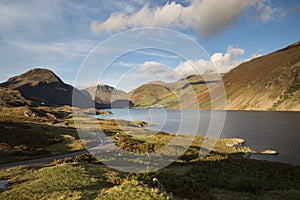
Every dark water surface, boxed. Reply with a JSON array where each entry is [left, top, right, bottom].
[[96, 109, 300, 165]]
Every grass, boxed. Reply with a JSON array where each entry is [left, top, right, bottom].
[[0, 121, 84, 164], [0, 114, 154, 164], [1, 111, 299, 199], [97, 179, 168, 200], [0, 163, 169, 200], [1, 154, 299, 200], [0, 164, 114, 200]]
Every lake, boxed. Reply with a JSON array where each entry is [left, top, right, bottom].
[[96, 109, 300, 165]]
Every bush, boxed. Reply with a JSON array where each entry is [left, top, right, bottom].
[[157, 172, 216, 200], [108, 172, 123, 185], [228, 177, 263, 193]]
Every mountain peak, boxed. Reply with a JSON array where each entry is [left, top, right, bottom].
[[6, 68, 63, 87]]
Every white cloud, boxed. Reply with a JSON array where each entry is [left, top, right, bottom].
[[174, 59, 214, 78], [211, 46, 245, 73], [90, 0, 283, 38], [0, 39, 95, 83], [253, 0, 285, 23], [107, 46, 247, 91], [138, 61, 169, 74], [91, 0, 249, 37], [0, 0, 65, 40], [135, 50, 179, 59], [124, 46, 245, 83], [18, 39, 95, 59], [174, 46, 245, 77], [116, 61, 138, 67]]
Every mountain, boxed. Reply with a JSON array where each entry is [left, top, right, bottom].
[[83, 84, 126, 104], [127, 40, 300, 111], [0, 68, 96, 108], [196, 40, 300, 111]]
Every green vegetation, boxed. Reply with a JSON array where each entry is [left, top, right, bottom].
[[0, 113, 156, 164], [1, 152, 299, 200], [0, 163, 170, 200], [0, 121, 84, 164], [0, 106, 299, 199], [270, 74, 300, 111], [1, 111, 299, 199]]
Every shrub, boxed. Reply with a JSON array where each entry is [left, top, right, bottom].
[[227, 177, 263, 193]]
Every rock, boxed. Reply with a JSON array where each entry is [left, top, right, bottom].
[[95, 110, 112, 115], [0, 180, 9, 190], [235, 138, 245, 145], [82, 108, 112, 115], [260, 150, 278, 155], [133, 121, 152, 127], [226, 138, 245, 147], [226, 143, 235, 147]]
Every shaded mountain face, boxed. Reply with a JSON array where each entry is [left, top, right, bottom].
[[0, 68, 95, 108], [125, 40, 300, 111], [84, 84, 126, 104]]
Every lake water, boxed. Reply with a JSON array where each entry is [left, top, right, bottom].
[[96, 109, 300, 165]]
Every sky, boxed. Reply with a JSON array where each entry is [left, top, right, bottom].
[[0, 0, 299, 92]]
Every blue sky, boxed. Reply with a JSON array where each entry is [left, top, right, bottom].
[[0, 0, 299, 91]]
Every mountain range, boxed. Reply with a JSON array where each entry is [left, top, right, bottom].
[[0, 40, 299, 111], [123, 40, 300, 111]]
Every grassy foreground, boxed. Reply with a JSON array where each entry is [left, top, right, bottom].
[[0, 155, 299, 200], [0, 114, 299, 199]]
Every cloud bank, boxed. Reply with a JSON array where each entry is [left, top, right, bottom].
[[127, 46, 246, 83], [91, 0, 282, 37]]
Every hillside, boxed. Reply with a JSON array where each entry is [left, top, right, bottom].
[[194, 40, 300, 111], [0, 68, 96, 108], [128, 41, 300, 111]]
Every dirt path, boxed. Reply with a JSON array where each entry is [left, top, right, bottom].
[[0, 150, 88, 170], [0, 132, 116, 170]]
